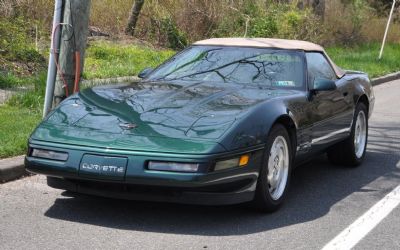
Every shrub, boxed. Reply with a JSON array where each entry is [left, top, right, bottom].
[[277, 6, 322, 42], [249, 16, 279, 38], [1, 0, 400, 53], [157, 18, 188, 50], [324, 0, 374, 45], [0, 17, 46, 80], [217, 1, 324, 42], [0, 18, 35, 61]]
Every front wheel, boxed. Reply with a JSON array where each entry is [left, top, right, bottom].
[[327, 103, 368, 166], [252, 124, 292, 212]]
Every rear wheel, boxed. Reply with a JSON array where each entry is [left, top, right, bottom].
[[327, 103, 368, 166], [252, 124, 292, 212]]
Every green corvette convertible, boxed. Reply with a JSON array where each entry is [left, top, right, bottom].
[[26, 38, 374, 212]]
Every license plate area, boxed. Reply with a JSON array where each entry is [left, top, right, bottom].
[[79, 154, 127, 181]]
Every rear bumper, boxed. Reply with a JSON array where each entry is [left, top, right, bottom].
[[25, 141, 264, 205]]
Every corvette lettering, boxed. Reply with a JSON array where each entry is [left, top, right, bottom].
[[81, 163, 124, 173]]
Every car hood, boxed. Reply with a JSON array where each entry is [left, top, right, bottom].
[[32, 81, 295, 153]]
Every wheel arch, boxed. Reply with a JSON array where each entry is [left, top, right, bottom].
[[272, 115, 297, 156], [357, 94, 370, 114]]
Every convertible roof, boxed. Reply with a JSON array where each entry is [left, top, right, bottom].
[[194, 38, 345, 78]]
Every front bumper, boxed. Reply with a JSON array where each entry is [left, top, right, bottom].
[[25, 141, 264, 205], [46, 176, 255, 205]]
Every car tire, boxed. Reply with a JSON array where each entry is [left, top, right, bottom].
[[327, 103, 368, 167], [252, 124, 292, 212]]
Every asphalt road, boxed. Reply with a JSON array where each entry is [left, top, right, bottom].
[[1, 80, 400, 250]]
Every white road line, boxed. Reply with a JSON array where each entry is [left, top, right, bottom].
[[322, 185, 400, 250]]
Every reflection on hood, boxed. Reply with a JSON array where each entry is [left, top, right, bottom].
[[46, 81, 295, 139]]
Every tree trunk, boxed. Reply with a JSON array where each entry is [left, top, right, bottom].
[[313, 0, 325, 19], [298, 0, 325, 19], [125, 0, 145, 36]]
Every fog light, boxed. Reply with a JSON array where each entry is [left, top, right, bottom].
[[148, 161, 199, 173], [31, 149, 68, 161]]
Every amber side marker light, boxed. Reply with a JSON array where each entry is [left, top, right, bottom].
[[239, 154, 250, 167], [214, 154, 251, 171]]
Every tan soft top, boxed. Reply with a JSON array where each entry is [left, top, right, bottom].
[[194, 38, 345, 78]]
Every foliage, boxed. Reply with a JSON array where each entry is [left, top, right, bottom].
[[275, 4, 322, 41], [2, 0, 400, 47], [84, 40, 175, 79], [249, 16, 279, 38], [0, 18, 43, 63], [349, 0, 370, 42], [0, 17, 46, 86], [206, 1, 321, 42], [367, 0, 399, 15], [90, 0, 132, 35], [148, 17, 188, 50]]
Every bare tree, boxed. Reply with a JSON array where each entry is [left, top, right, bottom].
[[313, 0, 325, 18], [298, 0, 325, 19], [125, 0, 145, 36]]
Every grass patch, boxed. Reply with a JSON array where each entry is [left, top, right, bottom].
[[0, 72, 44, 89], [6, 71, 46, 110], [0, 71, 45, 159], [84, 41, 175, 79], [0, 106, 42, 158], [326, 43, 400, 78], [83, 41, 400, 80], [0, 73, 26, 89]]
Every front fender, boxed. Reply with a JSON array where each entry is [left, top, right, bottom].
[[352, 75, 374, 117], [218, 100, 293, 151]]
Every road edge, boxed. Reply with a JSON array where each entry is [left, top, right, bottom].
[[0, 155, 26, 183], [371, 71, 400, 86]]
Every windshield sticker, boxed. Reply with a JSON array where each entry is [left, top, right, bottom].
[[255, 54, 301, 62], [273, 81, 296, 87]]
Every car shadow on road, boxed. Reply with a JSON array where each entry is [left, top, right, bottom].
[[44, 138, 400, 237]]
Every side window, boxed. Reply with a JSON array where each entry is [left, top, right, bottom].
[[306, 52, 336, 85]]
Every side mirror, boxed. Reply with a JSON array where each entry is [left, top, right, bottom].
[[312, 78, 337, 92], [138, 67, 154, 79]]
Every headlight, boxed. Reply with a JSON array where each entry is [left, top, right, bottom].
[[31, 149, 69, 161], [148, 161, 199, 173], [214, 155, 249, 171]]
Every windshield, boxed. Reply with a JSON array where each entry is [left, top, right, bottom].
[[145, 46, 305, 89]]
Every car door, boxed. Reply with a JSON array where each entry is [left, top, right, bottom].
[[305, 52, 352, 149]]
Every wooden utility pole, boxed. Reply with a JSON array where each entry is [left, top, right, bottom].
[[54, 0, 91, 105]]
